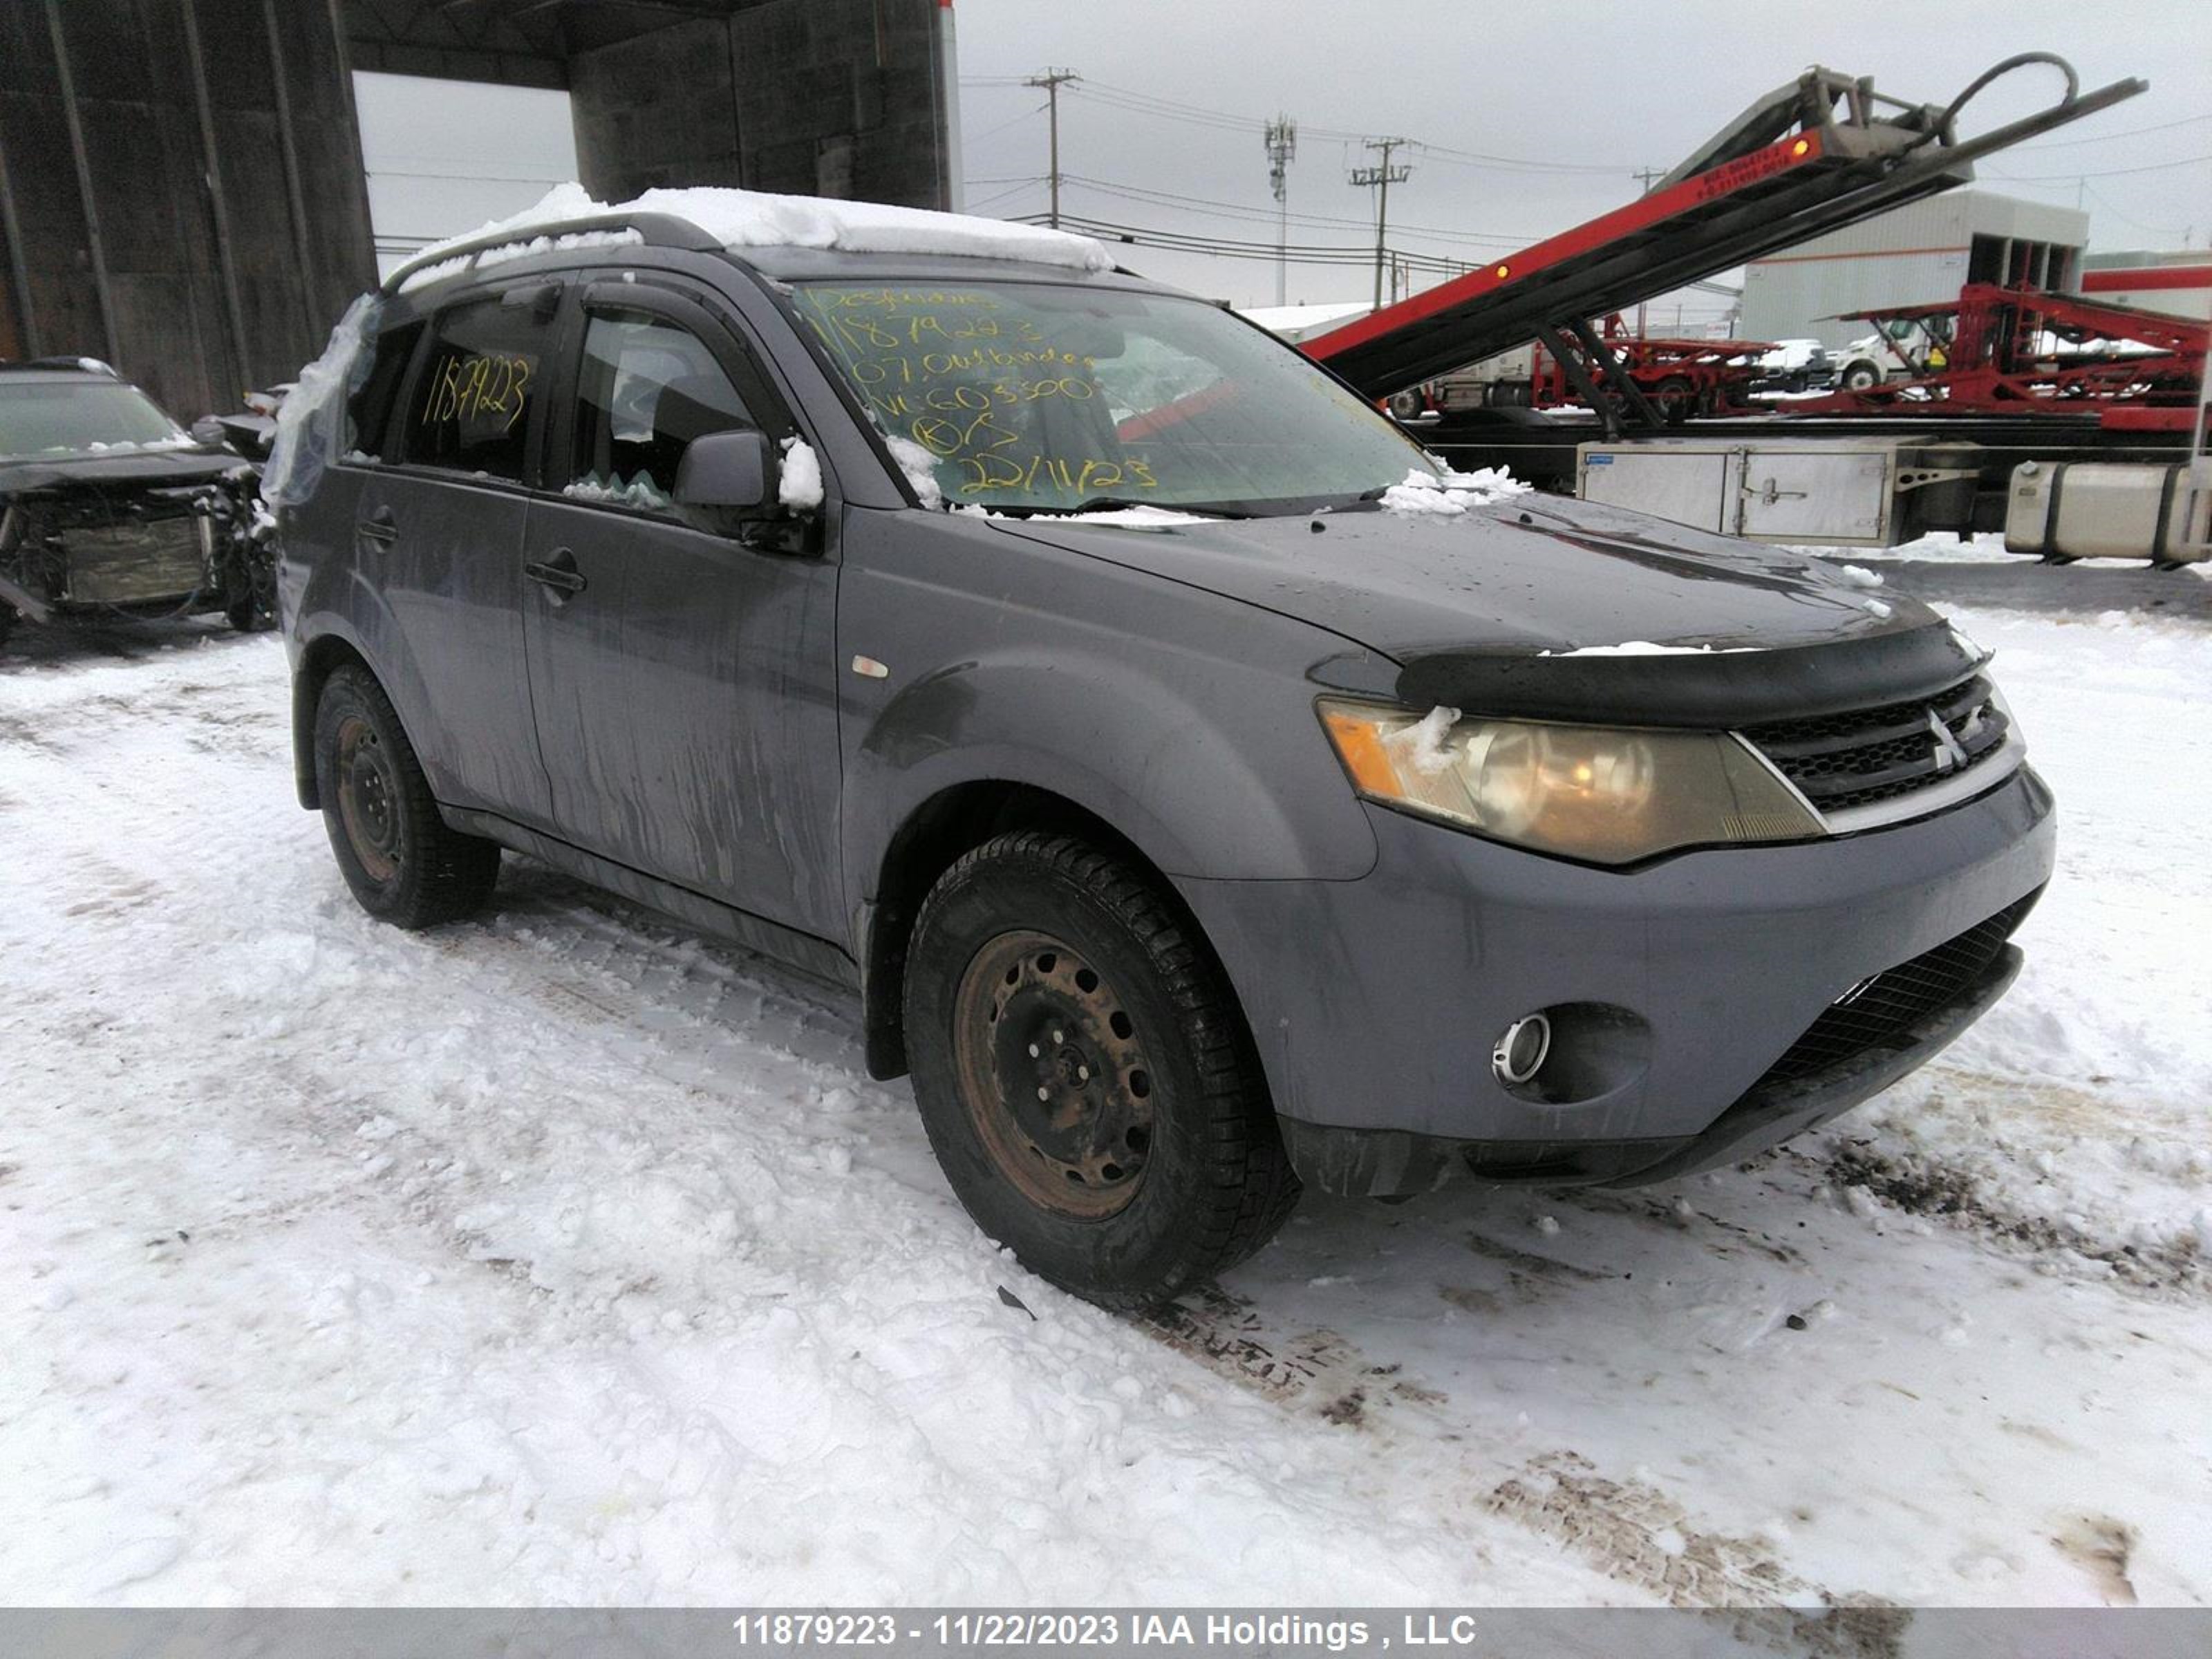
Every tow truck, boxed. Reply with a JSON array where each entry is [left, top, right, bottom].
[[1298, 54, 2194, 532]]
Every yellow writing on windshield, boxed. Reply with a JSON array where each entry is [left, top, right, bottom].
[[796, 286, 1152, 501]]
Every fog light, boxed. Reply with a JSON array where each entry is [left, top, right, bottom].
[[1492, 1013, 1552, 1086]]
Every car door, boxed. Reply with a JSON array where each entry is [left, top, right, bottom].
[[521, 279, 843, 938], [355, 285, 556, 823]]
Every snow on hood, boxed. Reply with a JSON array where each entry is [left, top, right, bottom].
[[992, 489, 1938, 665], [1539, 640, 1762, 658], [1378, 465, 1533, 516], [412, 182, 1114, 274]]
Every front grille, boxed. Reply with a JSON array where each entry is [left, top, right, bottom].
[[62, 515, 212, 606], [1743, 674, 2009, 815], [1755, 888, 2041, 1086]]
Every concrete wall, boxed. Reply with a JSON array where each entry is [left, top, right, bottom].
[[1741, 191, 2090, 348], [570, 0, 951, 208], [0, 0, 378, 421], [0, 0, 950, 421]]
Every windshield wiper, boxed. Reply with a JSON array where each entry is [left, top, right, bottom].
[[1061, 494, 1254, 518]]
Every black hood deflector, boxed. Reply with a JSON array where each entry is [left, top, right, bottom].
[[1395, 620, 1983, 729]]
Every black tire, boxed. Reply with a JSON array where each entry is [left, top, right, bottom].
[[903, 831, 1300, 1311], [1652, 374, 1697, 424], [1840, 361, 1881, 392], [312, 664, 500, 928]]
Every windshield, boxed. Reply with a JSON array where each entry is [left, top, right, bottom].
[[791, 280, 1434, 514], [0, 380, 187, 460]]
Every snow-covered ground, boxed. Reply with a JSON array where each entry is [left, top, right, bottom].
[[3, 589, 2208, 1609]]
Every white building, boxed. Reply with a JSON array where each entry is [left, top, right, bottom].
[[1741, 190, 2088, 349]]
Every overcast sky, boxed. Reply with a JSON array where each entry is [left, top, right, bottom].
[[358, 0, 2212, 310]]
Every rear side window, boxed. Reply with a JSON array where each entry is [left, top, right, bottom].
[[345, 319, 422, 460], [565, 310, 761, 512], [402, 298, 550, 481]]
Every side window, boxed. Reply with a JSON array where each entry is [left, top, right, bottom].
[[401, 297, 550, 481], [565, 310, 758, 513], [345, 319, 423, 461]]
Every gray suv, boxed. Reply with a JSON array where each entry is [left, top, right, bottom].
[[276, 200, 2054, 1309]]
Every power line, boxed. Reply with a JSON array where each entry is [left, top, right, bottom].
[[1034, 214, 1477, 277], [1031, 214, 1386, 258], [1985, 152, 2212, 182], [1053, 174, 1535, 249], [1060, 78, 1632, 175], [964, 178, 1040, 212], [962, 101, 1047, 147], [2009, 111, 2212, 151]]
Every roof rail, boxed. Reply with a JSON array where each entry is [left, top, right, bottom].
[[379, 211, 725, 297]]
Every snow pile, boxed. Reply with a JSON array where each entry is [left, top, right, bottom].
[[881, 433, 944, 509], [261, 294, 385, 509], [82, 436, 194, 455], [778, 438, 823, 511], [563, 475, 668, 510], [1038, 505, 1215, 529], [1824, 600, 2212, 1263], [1379, 465, 1531, 516], [413, 181, 1113, 275]]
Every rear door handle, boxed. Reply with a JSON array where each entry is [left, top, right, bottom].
[[355, 506, 397, 552], [524, 547, 587, 599]]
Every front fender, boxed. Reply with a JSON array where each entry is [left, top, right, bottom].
[[847, 644, 1379, 894], [836, 508, 1389, 912]]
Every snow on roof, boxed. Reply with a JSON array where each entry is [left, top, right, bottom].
[[408, 182, 1114, 278]]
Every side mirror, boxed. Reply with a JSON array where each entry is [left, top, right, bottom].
[[673, 429, 776, 516], [189, 415, 229, 450]]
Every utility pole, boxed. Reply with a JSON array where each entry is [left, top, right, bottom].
[[1349, 138, 1412, 311], [1264, 115, 1297, 307], [1633, 167, 1665, 338], [1024, 67, 1080, 228]]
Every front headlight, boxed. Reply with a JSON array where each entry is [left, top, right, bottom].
[[1318, 700, 1822, 865]]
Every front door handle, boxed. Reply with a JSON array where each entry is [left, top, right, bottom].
[[355, 506, 397, 554], [524, 547, 587, 600]]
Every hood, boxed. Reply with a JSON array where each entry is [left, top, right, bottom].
[[991, 494, 1979, 727], [0, 445, 245, 494]]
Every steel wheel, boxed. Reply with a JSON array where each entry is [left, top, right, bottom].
[[335, 714, 402, 882], [902, 831, 1300, 1309], [953, 928, 1155, 1219]]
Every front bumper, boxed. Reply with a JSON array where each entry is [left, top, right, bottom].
[[1176, 765, 2055, 1196], [1278, 942, 2022, 1194]]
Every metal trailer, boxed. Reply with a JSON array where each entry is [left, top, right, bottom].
[[1790, 282, 2209, 429], [1301, 54, 2146, 435], [1402, 325, 1781, 422]]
